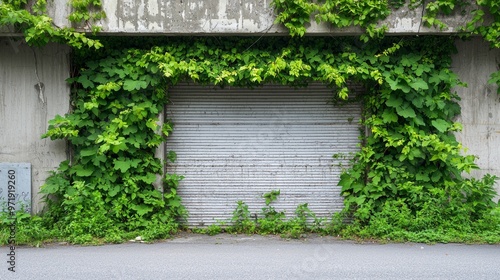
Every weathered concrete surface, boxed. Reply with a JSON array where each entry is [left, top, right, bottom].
[[0, 1, 484, 36], [0, 41, 70, 213], [453, 37, 500, 200], [83, 0, 482, 35]]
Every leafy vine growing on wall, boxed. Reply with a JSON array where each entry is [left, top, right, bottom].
[[0, 0, 102, 48], [272, 0, 500, 89]]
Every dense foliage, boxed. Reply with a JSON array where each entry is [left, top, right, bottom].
[[0, 0, 102, 48], [272, 0, 500, 85]]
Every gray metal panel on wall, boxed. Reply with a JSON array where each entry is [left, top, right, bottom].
[[167, 84, 362, 226]]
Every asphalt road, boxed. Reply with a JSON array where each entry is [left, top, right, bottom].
[[2, 233, 499, 280]]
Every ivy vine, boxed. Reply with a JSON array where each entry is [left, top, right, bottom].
[[271, 0, 500, 101], [272, 0, 395, 39], [0, 0, 102, 48], [68, 0, 106, 33]]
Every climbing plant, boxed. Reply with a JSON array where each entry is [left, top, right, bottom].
[[337, 39, 499, 238], [272, 0, 396, 39], [0, 0, 102, 48], [272, 0, 500, 88], [41, 45, 186, 242], [68, 0, 106, 33], [271, 0, 498, 40]]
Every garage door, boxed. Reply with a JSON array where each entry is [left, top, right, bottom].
[[166, 84, 362, 226]]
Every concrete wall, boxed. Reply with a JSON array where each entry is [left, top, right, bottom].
[[453, 37, 500, 200], [0, 40, 70, 213], [0, 1, 481, 36]]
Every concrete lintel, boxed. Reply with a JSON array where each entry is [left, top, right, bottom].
[[95, 1, 479, 35], [0, 1, 486, 36]]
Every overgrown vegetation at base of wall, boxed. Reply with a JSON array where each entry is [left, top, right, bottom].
[[195, 191, 500, 244], [0, 35, 499, 245]]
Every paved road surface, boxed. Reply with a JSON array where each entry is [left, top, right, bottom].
[[1, 233, 499, 279]]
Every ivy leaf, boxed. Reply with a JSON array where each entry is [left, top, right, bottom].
[[385, 76, 398, 90], [487, 70, 500, 94], [431, 119, 449, 133], [410, 148, 423, 159], [429, 69, 450, 85], [168, 199, 181, 208], [150, 65, 159, 74], [415, 66, 424, 76], [413, 115, 425, 126], [353, 195, 366, 205], [416, 172, 430, 182], [415, 64, 431, 76], [93, 73, 108, 84], [108, 185, 121, 197], [352, 183, 363, 193], [386, 96, 403, 108], [131, 204, 153, 216], [339, 173, 354, 189], [77, 75, 94, 88], [111, 142, 128, 153], [382, 109, 398, 123], [80, 148, 97, 157], [411, 96, 424, 108], [431, 172, 442, 183], [72, 165, 94, 177], [114, 159, 132, 173], [138, 173, 157, 184], [396, 105, 416, 118], [410, 79, 429, 91], [54, 161, 69, 172], [91, 154, 107, 165], [401, 56, 412, 67], [371, 175, 381, 185], [87, 61, 99, 70], [123, 80, 148, 91]]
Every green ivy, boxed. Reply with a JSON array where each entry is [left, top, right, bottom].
[[226, 191, 322, 238], [271, 0, 491, 37], [0, 0, 102, 48], [41, 48, 184, 240], [271, 0, 500, 88], [338, 39, 498, 224], [272, 0, 393, 40], [69, 0, 106, 33]]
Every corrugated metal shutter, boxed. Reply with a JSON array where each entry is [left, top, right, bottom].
[[166, 84, 362, 226]]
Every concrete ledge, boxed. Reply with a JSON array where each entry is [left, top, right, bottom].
[[0, 0, 487, 36], [94, 0, 480, 35]]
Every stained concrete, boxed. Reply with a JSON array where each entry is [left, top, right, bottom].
[[453, 37, 500, 199], [0, 1, 484, 36]]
